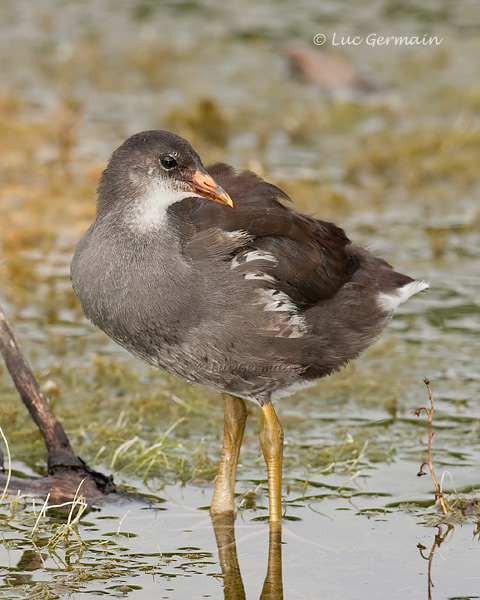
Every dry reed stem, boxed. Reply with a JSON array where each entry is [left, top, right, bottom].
[[414, 378, 449, 515]]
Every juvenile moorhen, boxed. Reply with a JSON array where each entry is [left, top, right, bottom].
[[71, 130, 428, 522]]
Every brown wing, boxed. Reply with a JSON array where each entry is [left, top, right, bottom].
[[170, 163, 357, 308]]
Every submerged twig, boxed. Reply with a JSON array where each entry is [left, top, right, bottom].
[[414, 378, 450, 515]]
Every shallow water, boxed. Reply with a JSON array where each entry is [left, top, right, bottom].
[[1, 0, 480, 598]]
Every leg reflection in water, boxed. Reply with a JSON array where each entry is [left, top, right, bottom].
[[260, 522, 283, 600], [211, 513, 284, 600]]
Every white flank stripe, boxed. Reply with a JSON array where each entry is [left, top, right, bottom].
[[244, 250, 277, 263], [244, 272, 276, 282], [262, 290, 294, 312], [231, 250, 277, 269]]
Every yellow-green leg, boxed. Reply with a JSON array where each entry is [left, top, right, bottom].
[[210, 393, 247, 516], [259, 402, 284, 523]]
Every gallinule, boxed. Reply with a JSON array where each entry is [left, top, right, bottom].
[[71, 130, 427, 522]]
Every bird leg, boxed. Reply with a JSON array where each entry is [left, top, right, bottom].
[[210, 393, 247, 516], [259, 402, 284, 523]]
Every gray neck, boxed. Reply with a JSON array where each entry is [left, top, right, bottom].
[[72, 211, 194, 341]]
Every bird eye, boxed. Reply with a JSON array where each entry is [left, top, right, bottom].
[[160, 155, 178, 170]]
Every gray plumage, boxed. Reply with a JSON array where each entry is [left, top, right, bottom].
[[71, 130, 427, 405]]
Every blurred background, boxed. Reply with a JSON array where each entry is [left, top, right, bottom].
[[1, 0, 479, 598]]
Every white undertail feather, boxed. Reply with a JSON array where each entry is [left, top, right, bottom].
[[377, 280, 429, 312]]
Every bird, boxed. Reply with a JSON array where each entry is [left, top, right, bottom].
[[71, 130, 428, 523]]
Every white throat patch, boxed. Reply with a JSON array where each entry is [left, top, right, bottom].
[[125, 178, 201, 231]]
